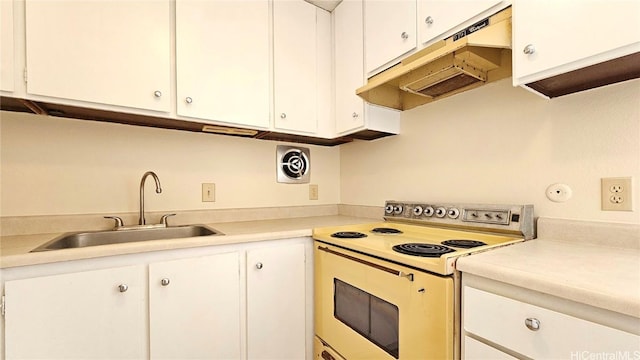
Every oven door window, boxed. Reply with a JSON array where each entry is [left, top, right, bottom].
[[334, 279, 399, 359]]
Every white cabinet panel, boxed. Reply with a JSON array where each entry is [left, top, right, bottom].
[[418, 0, 502, 45], [176, 0, 270, 128], [247, 243, 306, 359], [464, 336, 517, 360], [364, 0, 417, 75], [25, 0, 171, 112], [274, 0, 318, 134], [4, 265, 147, 359], [149, 252, 241, 359], [464, 286, 640, 359], [1, 0, 14, 92], [335, 0, 401, 136], [513, 0, 640, 84], [334, 0, 365, 133]]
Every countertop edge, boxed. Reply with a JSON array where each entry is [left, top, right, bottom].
[[457, 240, 640, 319], [0, 215, 378, 268]]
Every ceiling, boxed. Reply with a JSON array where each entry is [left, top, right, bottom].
[[304, 0, 342, 12]]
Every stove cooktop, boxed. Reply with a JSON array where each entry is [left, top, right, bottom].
[[315, 221, 524, 275]]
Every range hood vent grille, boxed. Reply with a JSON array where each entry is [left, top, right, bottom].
[[357, 8, 512, 111]]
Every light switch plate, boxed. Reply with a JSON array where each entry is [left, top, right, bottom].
[[202, 183, 215, 202], [601, 177, 633, 211]]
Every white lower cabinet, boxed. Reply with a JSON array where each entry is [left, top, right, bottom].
[[462, 281, 640, 359], [1, 238, 310, 360], [4, 265, 147, 359], [149, 252, 241, 359], [247, 243, 306, 359]]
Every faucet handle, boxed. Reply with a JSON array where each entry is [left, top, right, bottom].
[[160, 213, 177, 227], [104, 216, 125, 229]]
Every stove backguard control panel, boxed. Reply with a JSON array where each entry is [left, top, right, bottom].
[[384, 201, 535, 240]]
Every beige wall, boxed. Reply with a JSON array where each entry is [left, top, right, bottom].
[[340, 78, 640, 223], [2, 78, 639, 224], [0, 112, 341, 216]]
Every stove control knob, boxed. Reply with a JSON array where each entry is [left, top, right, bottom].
[[393, 205, 404, 215], [435, 207, 446, 218], [447, 208, 460, 219], [423, 206, 434, 216], [412, 206, 423, 216], [384, 205, 394, 215]]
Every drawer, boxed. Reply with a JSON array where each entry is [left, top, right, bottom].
[[464, 336, 516, 360], [463, 286, 640, 359]]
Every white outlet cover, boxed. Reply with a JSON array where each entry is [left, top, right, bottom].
[[546, 183, 573, 202]]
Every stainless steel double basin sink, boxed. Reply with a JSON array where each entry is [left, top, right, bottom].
[[31, 225, 223, 252]]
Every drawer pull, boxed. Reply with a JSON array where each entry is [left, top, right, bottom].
[[525, 317, 541, 331]]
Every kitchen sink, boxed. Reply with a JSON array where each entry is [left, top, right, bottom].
[[30, 225, 223, 252]]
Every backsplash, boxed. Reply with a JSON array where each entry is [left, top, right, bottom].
[[340, 78, 640, 224], [0, 111, 341, 216]]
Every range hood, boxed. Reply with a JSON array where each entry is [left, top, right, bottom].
[[357, 8, 512, 111]]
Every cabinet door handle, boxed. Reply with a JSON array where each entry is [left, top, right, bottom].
[[185, 97, 193, 104], [523, 44, 536, 55], [280, 113, 287, 119], [425, 16, 434, 25], [118, 284, 129, 293], [401, 32, 409, 40], [256, 262, 263, 269], [154, 90, 162, 98], [352, 112, 359, 118], [161, 278, 170, 286], [525, 317, 540, 331]]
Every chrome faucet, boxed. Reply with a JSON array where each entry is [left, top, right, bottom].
[[139, 171, 162, 225]]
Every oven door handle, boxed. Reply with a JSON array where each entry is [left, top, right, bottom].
[[318, 246, 414, 282]]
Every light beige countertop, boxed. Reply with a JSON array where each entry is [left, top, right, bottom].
[[0, 215, 377, 268], [457, 217, 640, 318]]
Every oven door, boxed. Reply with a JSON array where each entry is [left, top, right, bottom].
[[315, 242, 454, 360]]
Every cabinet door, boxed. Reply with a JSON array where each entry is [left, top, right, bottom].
[[418, 0, 502, 45], [513, 0, 640, 84], [4, 265, 147, 359], [247, 243, 306, 359], [25, 0, 170, 112], [334, 0, 365, 134], [149, 252, 241, 359], [274, 0, 318, 134], [364, 0, 417, 74], [464, 287, 640, 358], [176, 0, 270, 128], [1, 0, 14, 92]]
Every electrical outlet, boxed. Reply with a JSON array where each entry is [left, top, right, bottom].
[[202, 183, 215, 202], [601, 177, 633, 211], [309, 184, 318, 200]]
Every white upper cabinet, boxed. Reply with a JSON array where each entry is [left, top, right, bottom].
[[512, 0, 640, 85], [418, 0, 503, 45], [24, 0, 171, 112], [274, 0, 318, 134], [0, 0, 14, 92], [364, 0, 417, 75], [176, 0, 270, 128], [334, 0, 365, 133], [334, 0, 402, 136]]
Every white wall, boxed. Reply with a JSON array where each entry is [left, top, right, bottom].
[[0, 112, 341, 216], [340, 78, 640, 224]]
